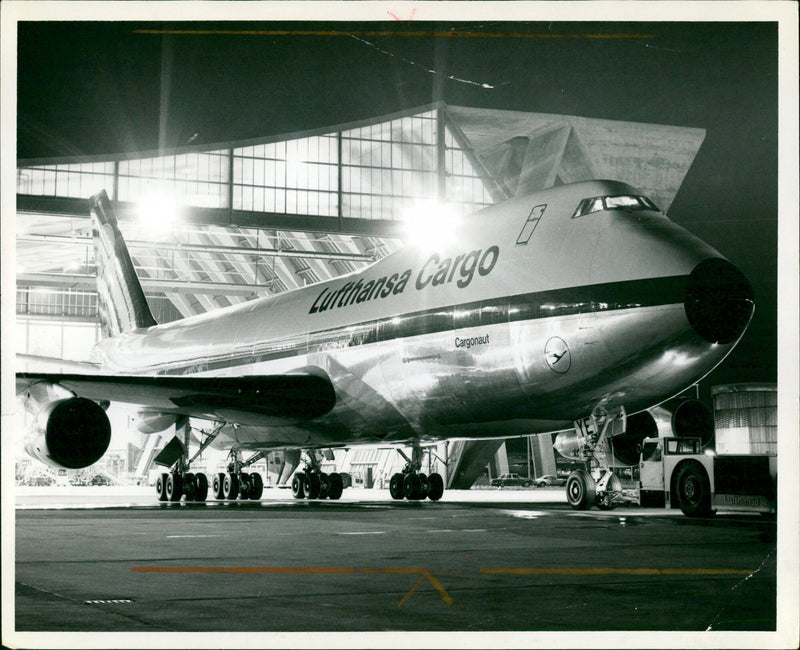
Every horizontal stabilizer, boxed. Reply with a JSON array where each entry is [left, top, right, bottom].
[[16, 370, 336, 424], [16, 354, 102, 375]]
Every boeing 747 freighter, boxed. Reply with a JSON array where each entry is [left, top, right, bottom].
[[16, 180, 754, 508]]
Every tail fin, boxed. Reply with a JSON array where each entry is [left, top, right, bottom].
[[90, 190, 157, 337]]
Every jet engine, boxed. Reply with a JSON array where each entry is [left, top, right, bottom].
[[24, 397, 112, 469], [554, 398, 715, 466]]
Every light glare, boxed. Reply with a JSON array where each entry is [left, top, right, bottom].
[[401, 200, 459, 250], [136, 195, 182, 232]]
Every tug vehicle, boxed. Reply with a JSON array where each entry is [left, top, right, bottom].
[[638, 436, 777, 517]]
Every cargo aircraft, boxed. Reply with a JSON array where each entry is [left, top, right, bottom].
[[16, 180, 754, 509]]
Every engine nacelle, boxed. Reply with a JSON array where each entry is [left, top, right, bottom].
[[554, 398, 715, 466], [25, 397, 112, 469], [608, 411, 659, 466], [663, 397, 715, 447]]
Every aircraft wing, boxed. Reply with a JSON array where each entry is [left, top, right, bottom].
[[15, 371, 336, 423]]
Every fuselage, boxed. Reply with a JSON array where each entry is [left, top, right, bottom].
[[92, 180, 754, 449]]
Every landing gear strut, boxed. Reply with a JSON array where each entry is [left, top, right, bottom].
[[291, 451, 344, 501], [389, 444, 444, 502], [212, 449, 266, 501], [564, 406, 627, 511]]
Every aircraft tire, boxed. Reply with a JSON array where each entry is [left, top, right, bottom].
[[417, 473, 430, 500], [213, 473, 225, 499], [318, 472, 330, 499], [238, 473, 252, 500], [183, 472, 196, 501], [675, 461, 712, 517], [389, 473, 405, 500], [166, 473, 183, 502], [566, 470, 595, 510], [427, 473, 444, 501], [249, 472, 263, 500], [292, 473, 306, 499], [194, 473, 209, 501], [156, 473, 168, 501], [403, 473, 421, 500], [328, 472, 344, 500], [305, 474, 321, 499], [222, 472, 239, 500]]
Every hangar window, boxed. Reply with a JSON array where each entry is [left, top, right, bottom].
[[572, 195, 661, 218]]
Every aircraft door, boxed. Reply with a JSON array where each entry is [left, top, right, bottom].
[[639, 440, 665, 492]]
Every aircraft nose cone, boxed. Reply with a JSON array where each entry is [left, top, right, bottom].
[[684, 258, 755, 344]]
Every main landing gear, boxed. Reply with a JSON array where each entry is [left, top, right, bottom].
[[564, 406, 627, 511], [154, 424, 267, 503], [155, 422, 222, 503], [156, 468, 209, 503], [291, 451, 344, 500], [388, 444, 444, 502], [211, 450, 266, 501]]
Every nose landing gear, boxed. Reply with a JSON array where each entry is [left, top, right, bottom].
[[565, 406, 629, 511]]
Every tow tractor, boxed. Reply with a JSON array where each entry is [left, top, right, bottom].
[[638, 436, 777, 517]]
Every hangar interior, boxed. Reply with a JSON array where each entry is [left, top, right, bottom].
[[15, 102, 707, 487]]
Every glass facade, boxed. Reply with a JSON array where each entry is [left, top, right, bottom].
[[17, 105, 499, 323], [233, 136, 339, 216], [17, 161, 115, 199], [16, 318, 100, 362], [18, 106, 496, 223], [118, 152, 229, 209], [341, 111, 439, 221], [444, 127, 494, 212], [17, 287, 98, 320]]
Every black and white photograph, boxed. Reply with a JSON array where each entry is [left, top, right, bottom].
[[2, 2, 798, 648]]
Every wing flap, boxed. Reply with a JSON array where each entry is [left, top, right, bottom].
[[16, 371, 336, 422]]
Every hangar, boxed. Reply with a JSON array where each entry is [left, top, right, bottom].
[[15, 102, 707, 488], [8, 12, 791, 642]]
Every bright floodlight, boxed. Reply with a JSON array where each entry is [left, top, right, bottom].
[[135, 195, 182, 232], [401, 199, 459, 250]]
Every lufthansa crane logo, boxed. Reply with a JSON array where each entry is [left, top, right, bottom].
[[544, 336, 571, 374]]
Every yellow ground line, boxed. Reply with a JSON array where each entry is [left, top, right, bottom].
[[133, 30, 655, 40], [133, 567, 440, 574], [397, 575, 425, 609], [481, 568, 753, 576], [132, 566, 752, 576], [132, 566, 455, 607], [130, 567, 752, 607]]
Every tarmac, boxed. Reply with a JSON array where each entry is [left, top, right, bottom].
[[10, 485, 778, 645]]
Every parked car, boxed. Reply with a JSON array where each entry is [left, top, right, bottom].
[[490, 473, 533, 488], [533, 474, 567, 487]]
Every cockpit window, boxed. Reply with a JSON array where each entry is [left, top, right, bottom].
[[604, 195, 641, 210], [572, 194, 661, 218]]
